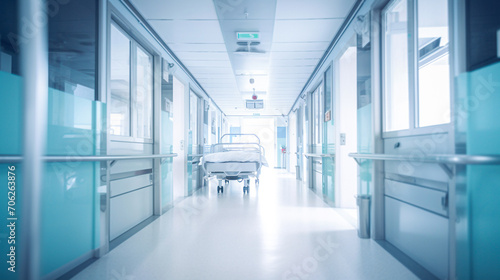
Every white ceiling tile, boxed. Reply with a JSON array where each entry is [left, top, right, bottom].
[[183, 60, 232, 68], [150, 20, 223, 44], [130, 0, 218, 20], [271, 42, 330, 52], [132, 0, 354, 115], [189, 67, 233, 74], [275, 0, 356, 19], [173, 52, 230, 60], [273, 19, 345, 42], [270, 51, 324, 60], [168, 43, 227, 52], [270, 60, 318, 68]]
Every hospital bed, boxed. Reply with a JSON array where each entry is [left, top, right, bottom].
[[201, 134, 267, 194]]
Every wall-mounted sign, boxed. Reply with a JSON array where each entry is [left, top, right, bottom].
[[325, 110, 332, 122], [237, 32, 260, 40]]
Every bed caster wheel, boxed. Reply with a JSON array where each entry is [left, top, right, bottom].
[[243, 186, 249, 193], [217, 186, 223, 193]]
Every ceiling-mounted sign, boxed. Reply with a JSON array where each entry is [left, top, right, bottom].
[[237, 32, 260, 40]]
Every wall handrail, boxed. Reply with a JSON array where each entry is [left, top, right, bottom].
[[0, 153, 178, 163], [188, 154, 204, 157], [348, 153, 500, 165], [304, 153, 335, 159]]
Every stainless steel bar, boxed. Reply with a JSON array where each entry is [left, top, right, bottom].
[[188, 154, 204, 157], [304, 153, 335, 158], [0, 154, 178, 163], [349, 153, 500, 165], [0, 156, 23, 163], [20, 0, 48, 278]]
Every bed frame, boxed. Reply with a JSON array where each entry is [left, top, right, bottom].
[[201, 134, 266, 194]]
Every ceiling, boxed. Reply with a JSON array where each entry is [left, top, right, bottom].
[[130, 0, 356, 116]]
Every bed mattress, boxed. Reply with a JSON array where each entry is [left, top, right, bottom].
[[202, 151, 268, 166], [205, 162, 258, 173]]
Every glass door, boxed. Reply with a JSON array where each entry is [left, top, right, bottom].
[[188, 90, 202, 194], [309, 84, 324, 195], [108, 22, 155, 241]]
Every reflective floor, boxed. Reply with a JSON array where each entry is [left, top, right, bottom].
[[73, 169, 418, 280]]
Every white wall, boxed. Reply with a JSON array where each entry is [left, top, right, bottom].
[[335, 45, 358, 208]]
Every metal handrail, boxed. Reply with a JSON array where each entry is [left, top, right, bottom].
[[304, 153, 335, 159], [188, 154, 204, 158], [0, 153, 178, 163], [348, 153, 500, 165]]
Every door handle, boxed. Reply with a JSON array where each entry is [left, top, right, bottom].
[[441, 193, 448, 210]]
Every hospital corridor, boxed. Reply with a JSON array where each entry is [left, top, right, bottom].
[[0, 0, 500, 279]]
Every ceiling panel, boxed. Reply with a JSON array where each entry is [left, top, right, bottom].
[[130, 0, 357, 116], [183, 60, 231, 67], [130, 0, 218, 20], [150, 20, 223, 43], [273, 19, 345, 42], [269, 67, 315, 74], [271, 41, 330, 52], [270, 59, 318, 67], [188, 67, 234, 74], [172, 52, 230, 60], [275, 0, 356, 19], [270, 51, 324, 60], [168, 43, 227, 52]]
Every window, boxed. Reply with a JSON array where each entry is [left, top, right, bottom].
[[135, 46, 153, 139], [382, 0, 451, 132], [109, 23, 153, 139], [383, 0, 409, 132], [324, 66, 332, 119], [110, 24, 131, 136], [190, 91, 199, 150], [416, 0, 450, 127], [313, 86, 323, 145]]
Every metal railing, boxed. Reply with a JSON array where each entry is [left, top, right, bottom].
[[304, 153, 335, 159], [349, 153, 500, 179], [188, 154, 204, 164], [348, 153, 500, 165], [0, 153, 178, 164]]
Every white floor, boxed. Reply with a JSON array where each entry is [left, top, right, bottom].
[[73, 169, 418, 280]]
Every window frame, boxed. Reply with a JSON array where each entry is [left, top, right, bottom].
[[381, 0, 452, 139], [108, 20, 155, 143], [308, 79, 324, 148]]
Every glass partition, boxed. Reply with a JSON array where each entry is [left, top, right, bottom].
[[48, 0, 97, 100], [456, 61, 500, 279]]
